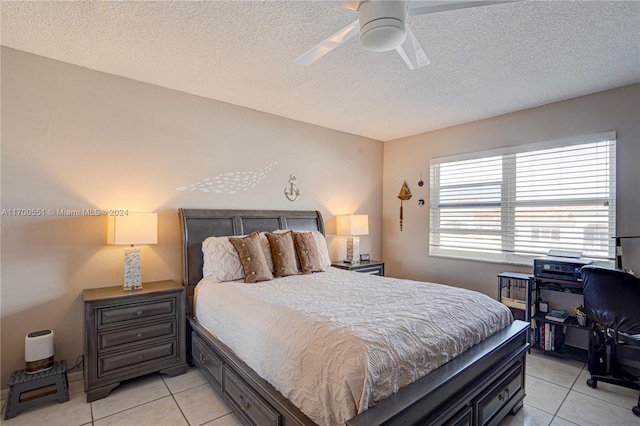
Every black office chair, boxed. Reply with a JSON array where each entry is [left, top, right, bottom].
[[581, 265, 640, 417]]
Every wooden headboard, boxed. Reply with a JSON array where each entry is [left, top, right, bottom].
[[178, 209, 325, 313]]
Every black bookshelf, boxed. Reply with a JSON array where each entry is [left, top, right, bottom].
[[530, 277, 588, 362]]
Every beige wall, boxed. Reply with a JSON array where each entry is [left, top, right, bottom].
[[383, 84, 640, 295], [2, 46, 639, 390], [0, 47, 383, 387]]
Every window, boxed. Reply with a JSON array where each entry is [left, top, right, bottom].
[[429, 133, 616, 265]]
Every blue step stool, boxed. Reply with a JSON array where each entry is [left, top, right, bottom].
[[4, 360, 69, 420]]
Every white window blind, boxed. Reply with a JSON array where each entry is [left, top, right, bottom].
[[429, 133, 616, 265]]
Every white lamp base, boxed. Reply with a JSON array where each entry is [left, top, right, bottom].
[[124, 247, 142, 290], [345, 236, 360, 264]]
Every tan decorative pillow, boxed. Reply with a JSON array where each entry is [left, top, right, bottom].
[[266, 231, 300, 277], [229, 232, 273, 283], [258, 232, 275, 274], [293, 231, 323, 274], [273, 229, 331, 270]]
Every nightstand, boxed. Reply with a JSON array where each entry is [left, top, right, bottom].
[[331, 260, 385, 276], [83, 280, 187, 402]]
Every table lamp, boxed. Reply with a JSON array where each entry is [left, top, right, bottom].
[[336, 214, 369, 263], [107, 212, 157, 290]]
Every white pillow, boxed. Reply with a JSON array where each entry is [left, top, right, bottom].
[[202, 236, 244, 282], [202, 232, 274, 281], [202, 251, 213, 278], [274, 229, 331, 270]]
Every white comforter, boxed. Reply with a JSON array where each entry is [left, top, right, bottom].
[[194, 268, 512, 426]]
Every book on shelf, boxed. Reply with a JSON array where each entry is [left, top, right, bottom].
[[545, 322, 551, 350], [545, 309, 569, 323], [540, 322, 565, 351]]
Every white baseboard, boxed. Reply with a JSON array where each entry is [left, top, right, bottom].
[[68, 370, 84, 383], [1, 370, 83, 401]]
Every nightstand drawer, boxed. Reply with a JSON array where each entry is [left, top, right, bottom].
[[99, 340, 177, 376], [192, 333, 223, 390], [98, 320, 176, 352], [98, 299, 175, 328], [331, 260, 384, 276], [224, 366, 281, 426], [353, 265, 384, 275]]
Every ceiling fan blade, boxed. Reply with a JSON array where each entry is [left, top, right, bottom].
[[395, 25, 430, 70], [408, 1, 518, 16], [337, 1, 360, 11], [294, 19, 360, 65]]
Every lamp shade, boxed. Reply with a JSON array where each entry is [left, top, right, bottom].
[[107, 212, 158, 245], [336, 214, 369, 236]]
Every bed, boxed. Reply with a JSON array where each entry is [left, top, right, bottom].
[[179, 208, 529, 426]]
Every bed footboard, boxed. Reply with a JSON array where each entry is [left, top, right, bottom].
[[189, 318, 529, 426]]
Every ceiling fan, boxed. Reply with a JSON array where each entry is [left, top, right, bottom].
[[294, 0, 515, 70]]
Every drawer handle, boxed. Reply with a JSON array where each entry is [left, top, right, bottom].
[[136, 333, 143, 338], [498, 387, 510, 401], [137, 355, 144, 360], [239, 394, 251, 410], [136, 310, 143, 316], [199, 353, 207, 364]]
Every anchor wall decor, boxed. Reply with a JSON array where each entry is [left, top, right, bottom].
[[397, 180, 412, 231], [284, 174, 302, 202]]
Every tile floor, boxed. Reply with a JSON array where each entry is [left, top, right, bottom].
[[1, 352, 638, 425]]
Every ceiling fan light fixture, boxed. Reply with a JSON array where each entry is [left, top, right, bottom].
[[358, 0, 408, 52], [360, 19, 406, 52], [302, 0, 512, 69]]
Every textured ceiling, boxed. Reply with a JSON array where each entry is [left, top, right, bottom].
[[1, 0, 639, 141]]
